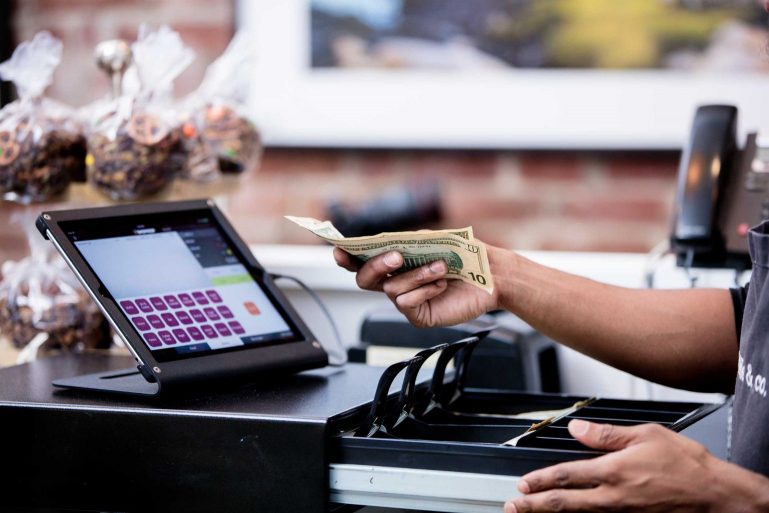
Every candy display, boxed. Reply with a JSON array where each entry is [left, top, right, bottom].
[[0, 32, 86, 203], [184, 32, 262, 176], [85, 25, 194, 199], [168, 116, 219, 182], [87, 109, 179, 199], [0, 277, 107, 351], [202, 103, 261, 174], [0, 215, 108, 353], [0, 121, 86, 202], [0, 26, 269, 359]]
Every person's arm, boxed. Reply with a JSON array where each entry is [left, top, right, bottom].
[[505, 419, 769, 513], [335, 244, 738, 393], [494, 250, 738, 393]]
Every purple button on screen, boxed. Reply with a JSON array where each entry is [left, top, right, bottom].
[[189, 309, 206, 323], [161, 313, 179, 327], [150, 296, 168, 311], [135, 298, 152, 313], [206, 290, 223, 303], [144, 332, 161, 347], [120, 300, 139, 315], [217, 306, 234, 319], [178, 293, 195, 307], [228, 321, 245, 335], [200, 324, 218, 338], [176, 311, 193, 325], [187, 327, 204, 341], [147, 314, 164, 329], [192, 291, 209, 305], [214, 322, 232, 337], [172, 328, 191, 343], [203, 307, 220, 321], [163, 295, 182, 309], [158, 330, 176, 345], [132, 316, 150, 331]]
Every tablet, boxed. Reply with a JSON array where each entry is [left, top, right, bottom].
[[37, 199, 328, 395]]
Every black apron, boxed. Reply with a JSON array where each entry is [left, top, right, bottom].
[[730, 220, 769, 476]]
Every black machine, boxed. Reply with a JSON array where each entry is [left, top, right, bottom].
[[331, 334, 727, 512], [352, 310, 561, 393], [671, 105, 769, 270], [36, 199, 328, 396]]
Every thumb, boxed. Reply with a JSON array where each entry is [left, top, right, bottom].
[[568, 419, 646, 451]]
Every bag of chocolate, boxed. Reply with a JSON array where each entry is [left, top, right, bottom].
[[0, 32, 86, 203], [85, 25, 194, 200], [185, 32, 261, 175], [170, 109, 220, 183], [0, 212, 109, 358]]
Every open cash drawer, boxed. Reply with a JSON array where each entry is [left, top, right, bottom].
[[328, 332, 728, 513]]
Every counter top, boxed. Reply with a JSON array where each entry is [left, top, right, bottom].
[[0, 353, 395, 513]]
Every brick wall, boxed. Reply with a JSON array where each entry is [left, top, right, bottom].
[[226, 149, 679, 253], [0, 0, 682, 266]]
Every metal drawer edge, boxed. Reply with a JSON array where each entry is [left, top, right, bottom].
[[329, 463, 521, 513]]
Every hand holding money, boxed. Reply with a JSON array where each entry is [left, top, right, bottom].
[[285, 216, 494, 294]]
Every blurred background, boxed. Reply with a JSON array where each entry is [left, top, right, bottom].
[[2, 0, 767, 266]]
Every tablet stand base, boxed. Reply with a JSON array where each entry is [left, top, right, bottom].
[[53, 368, 159, 396]]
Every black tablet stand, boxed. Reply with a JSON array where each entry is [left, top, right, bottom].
[[53, 367, 159, 396], [36, 199, 329, 397]]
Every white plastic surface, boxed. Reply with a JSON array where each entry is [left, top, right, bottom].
[[329, 463, 520, 513]]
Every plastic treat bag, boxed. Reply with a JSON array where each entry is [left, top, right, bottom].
[[0, 212, 108, 359], [187, 32, 262, 175], [170, 106, 220, 183], [85, 25, 194, 200], [0, 32, 86, 203]]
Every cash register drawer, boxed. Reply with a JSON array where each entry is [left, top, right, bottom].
[[327, 388, 728, 513]]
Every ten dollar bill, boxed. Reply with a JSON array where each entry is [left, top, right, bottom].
[[285, 216, 493, 294]]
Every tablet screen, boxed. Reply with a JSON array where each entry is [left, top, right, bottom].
[[61, 210, 302, 362]]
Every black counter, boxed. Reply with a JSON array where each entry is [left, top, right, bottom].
[[0, 353, 386, 513], [0, 352, 730, 513]]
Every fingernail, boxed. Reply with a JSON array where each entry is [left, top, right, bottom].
[[569, 419, 590, 436], [504, 502, 517, 513], [517, 480, 530, 494], [383, 252, 401, 268], [429, 260, 445, 273]]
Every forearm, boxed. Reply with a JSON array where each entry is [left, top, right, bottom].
[[491, 247, 738, 392], [711, 457, 769, 513]]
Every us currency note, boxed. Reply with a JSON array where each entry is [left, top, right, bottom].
[[285, 216, 493, 294]]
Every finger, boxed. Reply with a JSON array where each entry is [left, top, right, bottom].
[[519, 460, 604, 494], [354, 251, 403, 291], [395, 279, 448, 310], [382, 260, 448, 300], [333, 247, 361, 272], [507, 487, 614, 513], [394, 280, 448, 325], [568, 419, 653, 452]]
